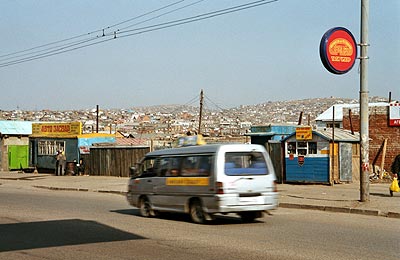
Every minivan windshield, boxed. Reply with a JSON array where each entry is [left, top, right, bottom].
[[224, 152, 268, 176]]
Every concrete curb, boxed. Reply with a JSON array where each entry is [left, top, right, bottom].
[[33, 185, 126, 196], [34, 185, 89, 192], [278, 203, 396, 218]]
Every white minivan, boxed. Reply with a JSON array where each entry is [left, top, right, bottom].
[[127, 144, 278, 223]]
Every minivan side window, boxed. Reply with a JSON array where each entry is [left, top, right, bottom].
[[181, 155, 213, 177], [224, 152, 268, 176], [159, 157, 182, 177]]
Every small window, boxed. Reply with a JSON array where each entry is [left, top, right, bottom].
[[287, 142, 296, 154], [297, 141, 307, 155], [308, 142, 317, 154]]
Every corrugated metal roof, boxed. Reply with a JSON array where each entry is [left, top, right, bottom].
[[314, 128, 359, 142], [315, 103, 389, 122], [0, 121, 32, 135]]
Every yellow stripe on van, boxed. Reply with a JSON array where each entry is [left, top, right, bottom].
[[166, 177, 209, 186]]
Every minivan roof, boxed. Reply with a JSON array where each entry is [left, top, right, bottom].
[[146, 144, 263, 157]]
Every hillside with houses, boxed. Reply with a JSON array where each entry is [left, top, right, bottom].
[[0, 96, 389, 138]]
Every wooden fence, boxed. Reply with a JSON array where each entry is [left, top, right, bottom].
[[84, 146, 150, 177]]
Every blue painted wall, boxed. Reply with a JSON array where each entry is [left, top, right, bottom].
[[285, 157, 329, 183]]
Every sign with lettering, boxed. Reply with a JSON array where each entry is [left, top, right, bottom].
[[32, 122, 82, 137], [296, 126, 312, 140], [389, 103, 400, 126], [320, 27, 357, 74]]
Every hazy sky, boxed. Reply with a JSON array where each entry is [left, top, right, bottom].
[[1, 0, 399, 110]]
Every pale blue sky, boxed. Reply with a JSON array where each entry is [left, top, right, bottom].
[[0, 0, 399, 110]]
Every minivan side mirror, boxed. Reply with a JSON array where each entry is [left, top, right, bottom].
[[129, 166, 136, 176]]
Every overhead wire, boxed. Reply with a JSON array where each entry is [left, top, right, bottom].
[[204, 94, 228, 111], [0, 0, 204, 67], [0, 0, 200, 67], [117, 0, 276, 36], [0, 0, 186, 60], [0, 0, 278, 68], [116, 0, 205, 32]]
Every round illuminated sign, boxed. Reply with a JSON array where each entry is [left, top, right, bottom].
[[320, 27, 357, 74]]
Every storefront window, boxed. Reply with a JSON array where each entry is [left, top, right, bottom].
[[38, 140, 65, 156], [297, 141, 307, 155], [287, 141, 320, 156]]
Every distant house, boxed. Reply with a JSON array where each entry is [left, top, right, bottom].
[[315, 103, 388, 129], [0, 121, 32, 171]]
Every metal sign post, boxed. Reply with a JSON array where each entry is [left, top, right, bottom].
[[359, 0, 370, 202]]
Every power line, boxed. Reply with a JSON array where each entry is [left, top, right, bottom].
[[0, 0, 186, 60], [0, 0, 201, 67], [204, 94, 227, 111], [116, 0, 205, 32], [118, 0, 275, 35], [0, 0, 278, 68], [0, 36, 100, 63]]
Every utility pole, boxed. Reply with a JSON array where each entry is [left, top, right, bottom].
[[198, 89, 204, 135], [359, 0, 370, 202], [96, 105, 99, 133]]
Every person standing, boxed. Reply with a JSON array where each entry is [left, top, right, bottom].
[[55, 151, 60, 176], [56, 150, 66, 176]]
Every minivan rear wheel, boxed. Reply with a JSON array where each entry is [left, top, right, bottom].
[[239, 211, 262, 223]]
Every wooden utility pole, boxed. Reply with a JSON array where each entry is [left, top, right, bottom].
[[96, 105, 99, 133], [198, 89, 204, 135]]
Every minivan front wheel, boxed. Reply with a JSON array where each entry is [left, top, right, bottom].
[[190, 200, 206, 224], [139, 197, 152, 217]]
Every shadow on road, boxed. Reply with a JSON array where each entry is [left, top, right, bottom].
[[111, 208, 264, 225], [111, 209, 140, 216], [0, 219, 145, 252]]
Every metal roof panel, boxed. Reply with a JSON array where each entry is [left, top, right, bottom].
[[0, 121, 32, 135]]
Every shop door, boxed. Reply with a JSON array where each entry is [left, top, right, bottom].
[[339, 143, 352, 182], [8, 145, 29, 170]]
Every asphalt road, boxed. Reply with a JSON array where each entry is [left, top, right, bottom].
[[0, 186, 398, 260]]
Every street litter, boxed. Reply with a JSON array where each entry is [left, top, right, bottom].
[[389, 174, 399, 197]]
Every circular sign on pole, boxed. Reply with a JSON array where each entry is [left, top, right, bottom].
[[320, 27, 357, 74]]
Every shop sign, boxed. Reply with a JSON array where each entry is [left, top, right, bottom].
[[298, 155, 305, 166], [320, 27, 357, 74], [32, 122, 82, 137], [176, 135, 206, 147], [296, 126, 312, 140], [389, 103, 400, 126]]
